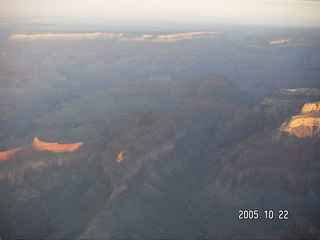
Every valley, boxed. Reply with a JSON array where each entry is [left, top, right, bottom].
[[0, 25, 320, 239]]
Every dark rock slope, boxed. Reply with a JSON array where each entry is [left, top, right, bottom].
[[0, 76, 319, 239]]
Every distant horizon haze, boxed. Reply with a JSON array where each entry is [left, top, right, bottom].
[[1, 0, 320, 28]]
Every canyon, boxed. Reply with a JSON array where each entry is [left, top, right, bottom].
[[0, 25, 320, 239]]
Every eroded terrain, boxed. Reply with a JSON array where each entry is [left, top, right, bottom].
[[0, 25, 320, 239]]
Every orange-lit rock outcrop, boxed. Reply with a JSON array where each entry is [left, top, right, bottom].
[[115, 151, 124, 163], [0, 138, 90, 187], [281, 102, 320, 137], [0, 147, 24, 161], [0, 137, 84, 161], [32, 137, 83, 153]]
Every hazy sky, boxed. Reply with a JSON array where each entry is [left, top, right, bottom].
[[1, 0, 320, 27]]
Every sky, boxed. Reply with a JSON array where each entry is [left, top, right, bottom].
[[1, 0, 320, 27]]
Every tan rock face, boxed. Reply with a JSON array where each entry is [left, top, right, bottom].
[[0, 138, 87, 185], [115, 151, 124, 163], [9, 33, 123, 40], [9, 31, 222, 42], [269, 39, 290, 44], [0, 147, 24, 161], [0, 137, 94, 186], [153, 31, 222, 41], [32, 137, 84, 153], [281, 102, 320, 138], [301, 102, 320, 113], [0, 137, 84, 161]]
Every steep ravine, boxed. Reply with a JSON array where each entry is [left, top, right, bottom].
[[78, 122, 220, 239]]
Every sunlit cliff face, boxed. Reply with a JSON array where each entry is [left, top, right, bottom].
[[115, 151, 124, 163], [281, 102, 320, 138], [0, 148, 24, 161], [9, 31, 222, 42], [152, 31, 222, 41], [301, 102, 320, 113], [269, 39, 290, 44], [0, 137, 84, 161], [9, 33, 123, 40], [32, 137, 84, 153]]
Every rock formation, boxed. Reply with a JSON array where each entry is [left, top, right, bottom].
[[9, 31, 222, 42], [281, 102, 320, 137], [32, 137, 84, 152]]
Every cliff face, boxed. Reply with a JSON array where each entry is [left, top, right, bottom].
[[0, 147, 24, 162], [0, 137, 106, 239], [215, 92, 320, 194], [9, 31, 222, 42], [193, 92, 320, 239], [9, 33, 123, 41], [281, 102, 320, 138], [259, 88, 320, 119], [0, 137, 85, 185], [0, 80, 319, 239], [213, 88, 320, 147], [0, 137, 84, 160], [301, 102, 320, 113], [32, 137, 83, 152]]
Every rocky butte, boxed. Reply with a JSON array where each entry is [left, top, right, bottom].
[[0, 137, 86, 187], [281, 102, 320, 137], [32, 137, 84, 153], [0, 137, 84, 161]]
